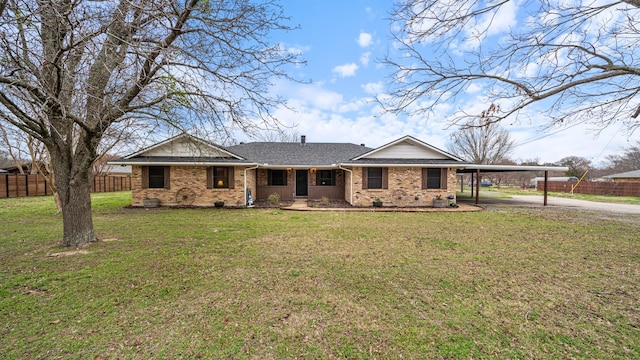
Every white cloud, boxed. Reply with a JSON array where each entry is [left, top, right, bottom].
[[261, 80, 630, 164], [465, 83, 483, 94], [332, 63, 359, 78], [296, 85, 344, 111], [360, 52, 371, 66], [282, 44, 310, 56], [508, 123, 624, 164], [361, 81, 383, 95], [338, 98, 368, 113], [357, 32, 373, 47], [456, 1, 519, 51], [484, 1, 518, 37]]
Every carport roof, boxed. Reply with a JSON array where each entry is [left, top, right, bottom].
[[456, 164, 569, 173]]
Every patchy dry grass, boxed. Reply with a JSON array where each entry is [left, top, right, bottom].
[[1, 192, 638, 359]]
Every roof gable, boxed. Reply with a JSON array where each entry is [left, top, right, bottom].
[[125, 133, 243, 160], [353, 136, 463, 162]]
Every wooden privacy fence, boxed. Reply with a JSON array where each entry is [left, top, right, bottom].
[[538, 181, 640, 197], [0, 174, 132, 198]]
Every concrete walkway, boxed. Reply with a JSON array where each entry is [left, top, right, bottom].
[[281, 199, 482, 212], [280, 195, 640, 215]]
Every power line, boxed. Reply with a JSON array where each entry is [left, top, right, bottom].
[[591, 123, 625, 163], [512, 122, 625, 165], [512, 121, 584, 148]]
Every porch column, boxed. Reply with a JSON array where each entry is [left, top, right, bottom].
[[470, 172, 474, 197], [475, 169, 480, 205]]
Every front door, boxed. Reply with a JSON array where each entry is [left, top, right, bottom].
[[296, 170, 308, 197]]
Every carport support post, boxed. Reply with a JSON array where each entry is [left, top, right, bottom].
[[470, 172, 474, 197], [543, 170, 548, 206], [475, 169, 480, 205]]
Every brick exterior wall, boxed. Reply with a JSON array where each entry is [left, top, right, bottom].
[[132, 165, 251, 207], [350, 167, 457, 207], [131, 165, 457, 207]]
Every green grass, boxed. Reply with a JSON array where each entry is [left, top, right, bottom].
[[1, 192, 639, 359]]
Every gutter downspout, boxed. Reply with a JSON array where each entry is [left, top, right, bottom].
[[338, 165, 353, 205], [244, 165, 259, 206]]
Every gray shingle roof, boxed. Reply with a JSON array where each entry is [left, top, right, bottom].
[[227, 142, 373, 166], [604, 169, 640, 179]]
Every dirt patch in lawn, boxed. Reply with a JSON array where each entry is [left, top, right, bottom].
[[47, 249, 90, 257]]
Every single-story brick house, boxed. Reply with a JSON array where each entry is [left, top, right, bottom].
[[110, 133, 471, 207]]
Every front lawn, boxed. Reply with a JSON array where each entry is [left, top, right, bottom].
[[1, 192, 638, 359]]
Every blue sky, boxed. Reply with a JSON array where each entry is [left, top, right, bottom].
[[235, 0, 636, 166]]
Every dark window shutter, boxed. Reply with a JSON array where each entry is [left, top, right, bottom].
[[382, 168, 388, 189], [164, 166, 170, 189], [228, 167, 235, 189], [141, 166, 149, 189], [206, 167, 213, 189], [421, 168, 428, 189], [440, 168, 448, 189], [362, 168, 368, 189]]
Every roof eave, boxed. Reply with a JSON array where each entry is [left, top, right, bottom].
[[108, 160, 256, 166], [339, 162, 467, 168], [459, 164, 570, 172]]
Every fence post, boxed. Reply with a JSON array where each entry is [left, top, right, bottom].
[[4, 174, 8, 198], [543, 171, 548, 206]]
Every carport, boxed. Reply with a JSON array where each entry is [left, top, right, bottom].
[[457, 165, 569, 206]]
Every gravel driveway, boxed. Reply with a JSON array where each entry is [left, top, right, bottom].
[[458, 193, 640, 215]]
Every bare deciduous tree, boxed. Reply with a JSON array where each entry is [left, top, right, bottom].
[[447, 118, 515, 164], [556, 156, 592, 178], [253, 128, 301, 142], [382, 0, 640, 134], [0, 124, 28, 174], [0, 0, 301, 247], [604, 141, 640, 173]]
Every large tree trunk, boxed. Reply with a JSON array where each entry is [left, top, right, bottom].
[[59, 173, 96, 247], [48, 139, 98, 248]]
